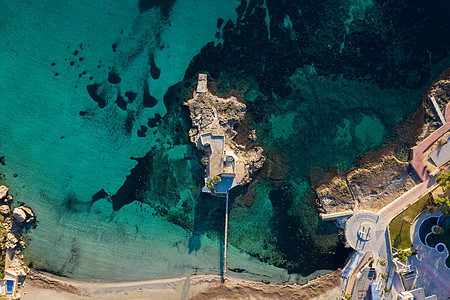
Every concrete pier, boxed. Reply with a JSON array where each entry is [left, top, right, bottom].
[[222, 192, 229, 282]]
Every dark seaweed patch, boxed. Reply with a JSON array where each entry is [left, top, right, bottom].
[[64, 192, 85, 213], [79, 111, 87, 116], [138, 0, 175, 17], [108, 70, 121, 84], [125, 91, 137, 102], [86, 84, 107, 108], [217, 18, 224, 29], [143, 83, 157, 107], [137, 125, 148, 137], [149, 54, 161, 80], [112, 43, 118, 53], [115, 94, 127, 111], [73, 50, 78, 56], [268, 185, 351, 275], [147, 118, 158, 128], [124, 111, 135, 134], [110, 149, 154, 211], [91, 189, 108, 206]]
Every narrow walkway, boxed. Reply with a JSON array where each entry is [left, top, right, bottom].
[[430, 96, 446, 125], [222, 192, 229, 282], [380, 176, 436, 222], [411, 101, 450, 181]]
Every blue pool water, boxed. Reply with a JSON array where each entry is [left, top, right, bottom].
[[6, 280, 13, 293]]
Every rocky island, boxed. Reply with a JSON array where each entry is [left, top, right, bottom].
[[184, 74, 265, 196]]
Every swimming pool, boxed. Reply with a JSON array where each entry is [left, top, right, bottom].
[[419, 215, 450, 268]]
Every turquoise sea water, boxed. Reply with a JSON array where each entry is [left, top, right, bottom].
[[0, 0, 449, 282]]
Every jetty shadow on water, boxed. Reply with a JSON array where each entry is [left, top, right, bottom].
[[189, 192, 232, 275]]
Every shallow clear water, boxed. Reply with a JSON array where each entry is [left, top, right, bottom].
[[0, 0, 450, 282]]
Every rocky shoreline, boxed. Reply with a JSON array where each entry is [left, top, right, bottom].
[[314, 68, 450, 217], [0, 184, 36, 298]]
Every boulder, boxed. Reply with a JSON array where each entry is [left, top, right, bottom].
[[13, 207, 27, 223], [7, 232, 18, 245], [13, 206, 35, 224], [0, 204, 10, 215], [0, 185, 8, 199], [21, 206, 36, 223]]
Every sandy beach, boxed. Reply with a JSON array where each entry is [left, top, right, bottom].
[[19, 269, 342, 300]]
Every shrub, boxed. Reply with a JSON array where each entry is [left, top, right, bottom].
[[381, 273, 388, 280], [434, 226, 444, 235], [379, 259, 387, 266]]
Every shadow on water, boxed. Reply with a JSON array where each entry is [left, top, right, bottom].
[[189, 191, 232, 278]]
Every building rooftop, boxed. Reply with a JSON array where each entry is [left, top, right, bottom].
[[430, 137, 450, 167]]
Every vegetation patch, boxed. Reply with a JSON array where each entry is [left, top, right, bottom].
[[389, 194, 431, 249]]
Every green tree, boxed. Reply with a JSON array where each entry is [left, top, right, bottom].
[[435, 173, 450, 216], [379, 259, 387, 266], [381, 273, 388, 279], [206, 175, 221, 193]]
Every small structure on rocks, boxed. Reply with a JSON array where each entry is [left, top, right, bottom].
[[184, 74, 265, 196]]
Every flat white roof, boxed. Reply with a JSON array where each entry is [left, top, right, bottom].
[[430, 140, 450, 167]]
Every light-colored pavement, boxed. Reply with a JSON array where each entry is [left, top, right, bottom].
[[345, 211, 385, 252], [430, 96, 447, 125], [343, 176, 439, 299], [381, 176, 437, 222], [341, 101, 450, 298]]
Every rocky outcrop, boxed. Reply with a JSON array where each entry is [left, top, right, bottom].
[[0, 204, 10, 215], [0, 185, 8, 199], [0, 185, 37, 293], [348, 156, 419, 211], [184, 74, 265, 186], [316, 177, 355, 214], [419, 70, 450, 143], [316, 156, 420, 214], [13, 206, 35, 224]]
